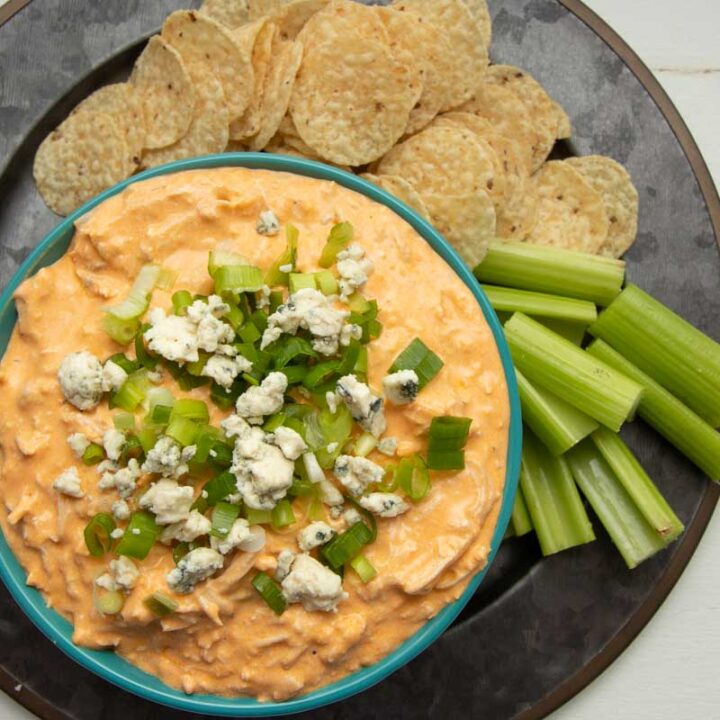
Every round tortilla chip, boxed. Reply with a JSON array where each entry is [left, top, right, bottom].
[[33, 111, 129, 216], [461, 0, 492, 47], [75, 83, 145, 173], [268, 0, 329, 40], [162, 10, 253, 122], [130, 35, 195, 150], [248, 0, 289, 19], [264, 139, 351, 171], [566, 155, 639, 257], [485, 64, 570, 170], [526, 160, 610, 253], [249, 39, 303, 150], [459, 83, 538, 168], [377, 124, 498, 200], [392, 0, 488, 113], [361, 173, 430, 220], [140, 64, 230, 169], [497, 189, 538, 241], [378, 7, 445, 136], [423, 189, 496, 267], [199, 0, 250, 28], [290, 35, 421, 166], [229, 19, 276, 141]]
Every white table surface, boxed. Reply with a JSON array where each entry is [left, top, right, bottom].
[[0, 1, 719, 717]]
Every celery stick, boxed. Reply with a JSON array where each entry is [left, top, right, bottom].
[[538, 318, 587, 346], [588, 339, 720, 481], [567, 440, 667, 569], [511, 485, 533, 537], [482, 285, 597, 324], [520, 430, 596, 556], [474, 240, 625, 306], [589, 284, 720, 427], [591, 428, 684, 542], [504, 313, 643, 431], [516, 369, 599, 456]]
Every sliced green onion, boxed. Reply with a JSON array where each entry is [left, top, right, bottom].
[[107, 353, 139, 375], [337, 340, 361, 376], [511, 487, 533, 537], [319, 221, 353, 268], [587, 339, 720, 481], [172, 542, 190, 565], [252, 572, 287, 615], [166, 416, 201, 447], [504, 313, 643, 432], [288, 272, 317, 293], [110, 370, 150, 413], [143, 592, 178, 617], [302, 360, 340, 389], [280, 365, 309, 386], [320, 521, 374, 570], [193, 427, 220, 463], [135, 327, 158, 370], [591, 427, 684, 542], [225, 303, 244, 330], [146, 386, 174, 411], [288, 478, 317, 498], [520, 429, 596, 556], [81, 442, 105, 466], [121, 434, 143, 462], [315, 270, 339, 295], [150, 404, 172, 425], [214, 265, 264, 295], [155, 266, 177, 290], [427, 416, 471, 450], [350, 554, 377, 583], [84, 513, 116, 557], [566, 440, 667, 569], [113, 412, 136, 431], [354, 432, 378, 457], [271, 498, 296, 530], [211, 502, 241, 538], [313, 405, 353, 468], [104, 264, 161, 320], [483, 285, 598, 324], [137, 428, 158, 453], [396, 454, 430, 501], [516, 369, 598, 456], [208, 249, 248, 277], [474, 240, 625, 306], [116, 511, 160, 560], [263, 413, 286, 432], [238, 321, 262, 344], [208, 441, 233, 468], [170, 398, 209, 423], [269, 290, 284, 312], [245, 507, 273, 525], [172, 290, 193, 316], [102, 315, 140, 345], [272, 336, 317, 369], [185, 354, 209, 377], [589, 284, 720, 427], [95, 589, 124, 615], [389, 338, 443, 390], [203, 472, 237, 506], [265, 223, 298, 287], [210, 383, 236, 410]]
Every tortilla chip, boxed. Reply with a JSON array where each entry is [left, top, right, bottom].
[[290, 32, 421, 166], [268, 0, 329, 40], [33, 111, 129, 216], [566, 155, 639, 257], [74, 83, 145, 174], [461, 0, 492, 47], [264, 138, 351, 171], [130, 35, 195, 150], [377, 124, 498, 200], [423, 190, 496, 266], [140, 64, 230, 168], [496, 189, 538, 241], [526, 160, 610, 253], [162, 10, 253, 122], [248, 0, 289, 19], [378, 7, 446, 135], [198, 0, 250, 28], [229, 19, 276, 141], [392, 0, 488, 112], [459, 83, 538, 168], [249, 39, 303, 150], [226, 139, 248, 151], [361, 173, 430, 220], [485, 64, 570, 170]]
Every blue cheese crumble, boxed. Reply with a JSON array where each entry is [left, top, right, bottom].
[[57, 351, 104, 410], [359, 492, 409, 518], [52, 467, 84, 498], [297, 521, 336, 551], [256, 210, 280, 236], [166, 547, 224, 594], [336, 374, 386, 437], [139, 478, 194, 524], [235, 372, 287, 424], [382, 369, 419, 405], [280, 553, 347, 612], [333, 455, 384, 496]]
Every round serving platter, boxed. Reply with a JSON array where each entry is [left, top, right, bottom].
[[0, 0, 718, 718]]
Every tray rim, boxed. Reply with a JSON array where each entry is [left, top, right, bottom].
[[0, 0, 718, 718]]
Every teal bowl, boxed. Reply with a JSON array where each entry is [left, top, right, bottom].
[[0, 153, 521, 716]]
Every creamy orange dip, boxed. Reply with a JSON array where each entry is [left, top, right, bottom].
[[0, 168, 508, 700]]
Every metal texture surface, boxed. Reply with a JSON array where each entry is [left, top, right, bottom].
[[0, 0, 718, 718]]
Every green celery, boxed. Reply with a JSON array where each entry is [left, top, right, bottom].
[[482, 285, 597, 324], [511, 486, 533, 537], [504, 313, 643, 431], [538, 318, 587, 346]]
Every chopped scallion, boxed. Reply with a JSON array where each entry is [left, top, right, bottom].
[[84, 513, 115, 557], [214, 265, 264, 295], [252, 572, 287, 615], [143, 592, 178, 618], [271, 498, 296, 529], [81, 442, 105, 466], [350, 554, 377, 583], [116, 511, 160, 560], [211, 502, 241, 538], [396, 455, 431, 502], [389, 338, 443, 390], [319, 221, 353, 268], [265, 224, 298, 287]]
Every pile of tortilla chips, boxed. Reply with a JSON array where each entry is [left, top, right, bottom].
[[33, 0, 639, 262]]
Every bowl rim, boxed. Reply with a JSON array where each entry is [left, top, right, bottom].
[[0, 153, 521, 716]]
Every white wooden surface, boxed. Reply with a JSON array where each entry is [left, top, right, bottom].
[[0, 1, 718, 717]]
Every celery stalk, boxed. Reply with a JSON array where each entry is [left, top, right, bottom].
[[588, 339, 720, 481], [590, 428, 684, 542], [474, 240, 625, 306], [511, 485, 533, 537], [589, 284, 720, 427], [504, 313, 643, 431], [516, 369, 598, 456], [538, 318, 587, 346], [566, 440, 667, 569], [482, 285, 597, 324], [519, 430, 596, 555]]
